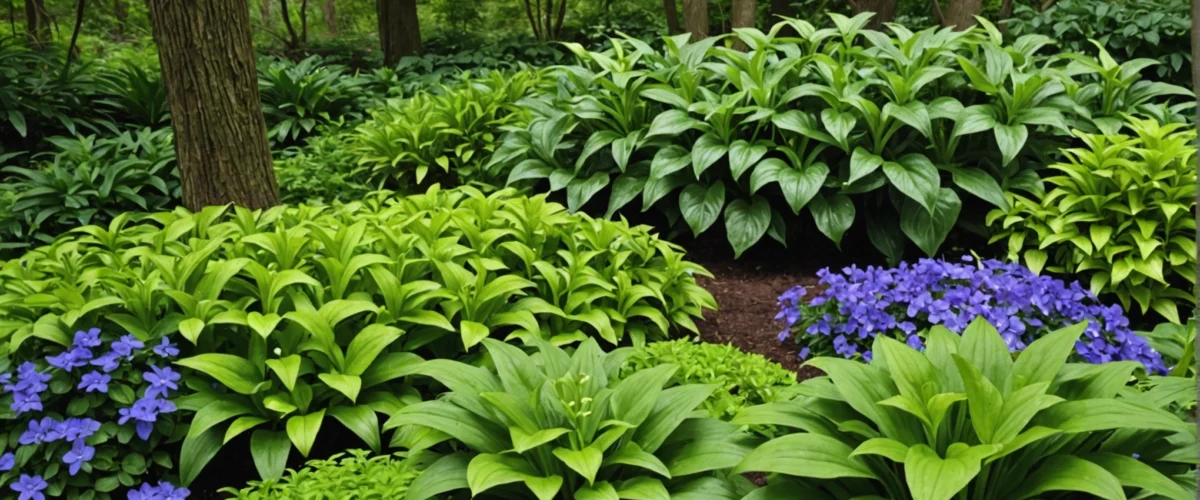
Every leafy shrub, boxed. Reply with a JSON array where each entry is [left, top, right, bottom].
[[0, 186, 714, 485], [275, 131, 373, 205], [0, 128, 180, 252], [487, 15, 1190, 259], [353, 70, 544, 191], [0, 42, 108, 149], [385, 338, 757, 500], [220, 449, 426, 499], [0, 328, 185, 499], [1139, 320, 1196, 378], [734, 318, 1197, 500], [620, 339, 795, 424], [97, 63, 171, 128], [1009, 0, 1191, 85], [776, 257, 1165, 373], [988, 116, 1196, 324], [258, 55, 372, 144]]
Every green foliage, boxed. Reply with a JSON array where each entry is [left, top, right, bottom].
[[1138, 320, 1196, 378], [258, 55, 374, 145], [1009, 0, 1192, 85], [353, 70, 545, 190], [988, 116, 1196, 323], [0, 128, 180, 253], [620, 339, 795, 425], [97, 62, 170, 128], [275, 131, 373, 205], [0, 42, 109, 149], [385, 338, 758, 500], [488, 14, 1191, 259], [0, 186, 714, 484], [220, 449, 428, 499], [734, 318, 1198, 500]]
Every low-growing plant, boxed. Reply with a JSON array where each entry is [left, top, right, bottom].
[[275, 131, 373, 205], [988, 116, 1196, 323], [620, 339, 795, 425], [776, 257, 1165, 373], [0, 186, 715, 486], [0, 128, 180, 251], [385, 338, 758, 500], [258, 55, 372, 144], [220, 449, 428, 499], [0, 328, 186, 499], [1138, 320, 1196, 378], [734, 318, 1197, 500], [96, 63, 171, 128], [0, 42, 109, 150]]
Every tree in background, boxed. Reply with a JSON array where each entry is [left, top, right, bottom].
[[322, 0, 336, 36], [847, 0, 896, 27], [731, 0, 754, 49], [933, 0, 982, 29], [279, 0, 308, 48], [148, 0, 280, 210], [520, 0, 568, 41], [682, 0, 707, 41], [378, 0, 419, 66], [25, 0, 50, 48], [663, 0, 681, 34]]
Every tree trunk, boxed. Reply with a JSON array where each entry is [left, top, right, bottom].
[[322, 0, 336, 37], [279, 0, 299, 47], [148, 0, 279, 211], [25, 0, 50, 48], [852, 0, 896, 29], [1190, 0, 1199, 444], [378, 0, 420, 66], [300, 0, 308, 43], [681, 0, 707, 42], [731, 0, 754, 50], [112, 0, 126, 36], [260, 0, 271, 20], [942, 0, 981, 30], [663, 0, 681, 34]]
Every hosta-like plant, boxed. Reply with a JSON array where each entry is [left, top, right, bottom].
[[258, 55, 371, 144], [734, 318, 1197, 500], [385, 338, 757, 500], [988, 116, 1196, 323], [0, 187, 714, 484]]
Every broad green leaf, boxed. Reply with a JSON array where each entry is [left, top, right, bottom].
[[286, 410, 326, 457], [1010, 322, 1086, 391], [724, 197, 772, 258], [957, 317, 1012, 392], [468, 453, 562, 500], [1035, 399, 1190, 434], [993, 124, 1028, 167], [575, 482, 619, 500], [224, 416, 267, 445], [692, 134, 728, 177], [318, 373, 362, 403], [176, 354, 263, 395], [568, 172, 611, 212], [344, 325, 404, 376], [848, 148, 883, 185], [734, 433, 876, 479], [246, 312, 283, 340], [1085, 452, 1192, 500], [554, 446, 604, 484], [1014, 455, 1125, 500], [728, 140, 767, 180], [603, 441, 671, 478], [779, 164, 829, 214], [179, 318, 205, 344], [679, 181, 726, 237], [905, 443, 1000, 500], [250, 429, 291, 481], [947, 166, 1008, 211], [328, 405, 381, 453], [461, 320, 490, 349], [386, 400, 509, 454], [633, 384, 716, 452], [616, 477, 670, 500], [850, 438, 909, 463], [511, 427, 571, 453], [610, 364, 677, 427], [649, 146, 692, 179], [180, 426, 223, 486], [406, 453, 470, 500], [900, 188, 960, 257], [810, 193, 856, 249], [646, 109, 698, 138]]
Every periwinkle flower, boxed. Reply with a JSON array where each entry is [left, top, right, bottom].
[[62, 439, 95, 475], [129, 481, 190, 500], [90, 352, 122, 373], [111, 335, 145, 359], [19, 417, 62, 445], [143, 365, 180, 399], [0, 452, 13, 472], [46, 347, 93, 372], [152, 337, 179, 358], [10, 474, 47, 500], [73, 328, 102, 349], [61, 418, 100, 442], [78, 371, 111, 393]]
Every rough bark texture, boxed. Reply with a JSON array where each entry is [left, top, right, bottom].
[[942, 0, 981, 30], [378, 0, 420, 66], [148, 0, 279, 211], [1190, 0, 1199, 444], [663, 0, 681, 34], [731, 0, 755, 50], [25, 0, 50, 48], [853, 0, 896, 29], [322, 0, 336, 36], [682, 0, 708, 42]]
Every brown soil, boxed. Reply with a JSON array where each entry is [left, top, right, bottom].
[[691, 252, 822, 379]]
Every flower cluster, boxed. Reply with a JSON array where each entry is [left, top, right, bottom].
[[776, 257, 1165, 373], [0, 328, 188, 499], [128, 481, 190, 500]]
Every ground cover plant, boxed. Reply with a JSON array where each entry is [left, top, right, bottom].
[[735, 318, 1197, 500], [0, 186, 715, 486], [220, 449, 428, 499], [776, 257, 1165, 372]]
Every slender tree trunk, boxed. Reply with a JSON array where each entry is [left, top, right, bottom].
[[663, 0, 681, 34], [260, 0, 271, 20], [681, 0, 708, 41], [63, 0, 84, 69], [731, 0, 755, 50], [378, 0, 419, 66], [322, 0, 336, 37], [300, 0, 308, 43], [148, 0, 279, 211], [942, 0, 981, 30], [279, 0, 299, 47], [553, 0, 566, 40], [1190, 0, 1199, 448], [112, 0, 126, 36], [522, 0, 542, 40], [25, 0, 50, 48], [851, 0, 896, 28]]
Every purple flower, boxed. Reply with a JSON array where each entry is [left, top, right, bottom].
[[61, 418, 100, 441], [143, 365, 180, 399], [10, 474, 47, 500], [78, 371, 111, 393], [152, 337, 179, 358], [119, 397, 175, 440], [0, 452, 13, 471], [73, 328, 102, 349], [62, 439, 95, 475], [19, 417, 62, 445], [46, 347, 93, 372], [5, 362, 50, 415], [90, 352, 122, 373], [111, 335, 145, 359], [797, 347, 811, 360], [128, 481, 191, 500]]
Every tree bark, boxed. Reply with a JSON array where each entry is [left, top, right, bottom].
[[378, 0, 420, 66], [322, 0, 336, 37], [663, 0, 681, 34], [148, 0, 279, 211], [681, 0, 707, 42], [942, 0, 981, 30], [25, 0, 50, 48], [852, 0, 896, 29], [300, 0, 308, 43], [112, 0, 126, 36], [731, 0, 755, 50]]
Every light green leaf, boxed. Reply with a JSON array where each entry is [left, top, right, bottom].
[[724, 196, 772, 258], [250, 430, 291, 481], [176, 354, 263, 395], [286, 410, 326, 457], [734, 433, 877, 479], [679, 181, 726, 237], [1014, 455, 1125, 500], [266, 355, 302, 392], [461, 320, 490, 349], [318, 373, 362, 403], [554, 446, 604, 485]]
